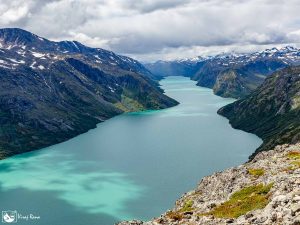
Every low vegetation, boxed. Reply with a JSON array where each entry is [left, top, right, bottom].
[[283, 151, 300, 171], [166, 199, 194, 221], [166, 211, 183, 221], [290, 161, 300, 169], [180, 200, 194, 212], [248, 168, 265, 177], [286, 151, 300, 160], [203, 183, 273, 218]]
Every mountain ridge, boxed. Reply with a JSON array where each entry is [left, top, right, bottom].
[[145, 46, 300, 98], [0, 28, 178, 159]]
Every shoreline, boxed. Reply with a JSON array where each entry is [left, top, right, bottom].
[[118, 143, 300, 225], [0, 102, 179, 161], [117, 78, 300, 225]]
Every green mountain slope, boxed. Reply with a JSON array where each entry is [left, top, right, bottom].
[[218, 66, 300, 158]]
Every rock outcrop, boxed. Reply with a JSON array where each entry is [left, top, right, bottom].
[[118, 143, 300, 225]]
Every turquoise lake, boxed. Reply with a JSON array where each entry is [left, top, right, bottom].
[[0, 76, 262, 225]]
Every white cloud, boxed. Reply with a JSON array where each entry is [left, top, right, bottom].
[[287, 30, 300, 42], [0, 1, 30, 24], [1, 0, 300, 61], [132, 43, 300, 62]]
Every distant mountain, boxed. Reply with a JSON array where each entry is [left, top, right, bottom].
[[145, 57, 206, 79], [146, 47, 300, 98], [218, 66, 300, 158], [0, 28, 178, 159], [194, 47, 300, 98]]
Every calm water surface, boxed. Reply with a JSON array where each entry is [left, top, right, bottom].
[[0, 76, 262, 225]]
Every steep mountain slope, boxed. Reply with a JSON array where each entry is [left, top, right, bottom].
[[0, 28, 178, 159], [193, 50, 296, 98], [147, 47, 300, 98], [218, 66, 300, 158]]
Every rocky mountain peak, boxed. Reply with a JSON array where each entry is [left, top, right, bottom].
[[0, 28, 47, 47]]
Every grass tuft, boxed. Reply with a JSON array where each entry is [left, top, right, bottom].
[[202, 183, 273, 219], [286, 151, 300, 160], [180, 200, 194, 212], [290, 160, 300, 170], [283, 151, 300, 171], [248, 168, 265, 177]]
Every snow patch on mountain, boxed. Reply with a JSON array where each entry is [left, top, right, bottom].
[[31, 51, 45, 58]]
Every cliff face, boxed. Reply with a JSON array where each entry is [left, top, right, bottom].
[[119, 143, 300, 225], [218, 66, 300, 158], [0, 28, 178, 159]]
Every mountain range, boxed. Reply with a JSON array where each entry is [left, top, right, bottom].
[[0, 28, 178, 159], [146, 47, 300, 98], [1, 28, 300, 162]]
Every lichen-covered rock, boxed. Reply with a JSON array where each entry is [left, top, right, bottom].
[[118, 143, 300, 225]]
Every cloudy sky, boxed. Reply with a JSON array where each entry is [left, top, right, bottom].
[[1, 0, 300, 61]]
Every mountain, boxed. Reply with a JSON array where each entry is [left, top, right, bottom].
[[146, 47, 300, 98], [193, 48, 300, 98], [218, 66, 300, 158], [144, 57, 206, 79], [0, 28, 178, 159]]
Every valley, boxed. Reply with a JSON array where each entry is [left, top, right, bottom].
[[146, 47, 300, 98], [0, 76, 262, 225], [1, 1, 299, 224], [1, 28, 299, 225]]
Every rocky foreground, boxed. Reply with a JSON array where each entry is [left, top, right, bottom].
[[119, 143, 300, 225]]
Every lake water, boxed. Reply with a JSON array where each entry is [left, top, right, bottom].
[[0, 76, 262, 225]]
